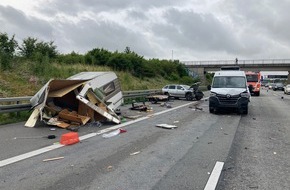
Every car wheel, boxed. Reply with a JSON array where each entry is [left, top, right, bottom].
[[209, 107, 215, 113], [185, 93, 193, 101], [255, 91, 260, 96]]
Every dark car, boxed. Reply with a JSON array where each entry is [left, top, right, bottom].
[[273, 83, 284, 91]]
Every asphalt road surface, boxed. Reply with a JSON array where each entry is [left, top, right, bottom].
[[0, 88, 290, 190]]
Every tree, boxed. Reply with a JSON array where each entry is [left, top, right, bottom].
[[19, 37, 58, 60], [19, 37, 37, 58], [35, 41, 58, 59], [0, 32, 18, 70]]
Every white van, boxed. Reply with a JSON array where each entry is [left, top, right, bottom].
[[208, 70, 250, 114]]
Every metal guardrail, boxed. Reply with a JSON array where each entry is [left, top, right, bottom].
[[0, 96, 32, 113], [0, 90, 163, 114]]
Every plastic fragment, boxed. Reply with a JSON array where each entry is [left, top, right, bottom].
[[130, 151, 141, 156], [102, 128, 126, 138]]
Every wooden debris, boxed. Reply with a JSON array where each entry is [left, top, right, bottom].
[[58, 109, 90, 125], [43, 157, 64, 162], [156, 124, 178, 129]]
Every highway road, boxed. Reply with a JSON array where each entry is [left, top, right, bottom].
[[0, 88, 290, 190]]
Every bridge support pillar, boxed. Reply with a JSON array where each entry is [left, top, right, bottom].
[[288, 71, 290, 84], [196, 67, 205, 84]]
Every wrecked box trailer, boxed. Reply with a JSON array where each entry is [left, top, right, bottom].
[[25, 72, 123, 128]]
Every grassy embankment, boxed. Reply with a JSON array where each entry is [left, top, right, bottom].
[[0, 61, 175, 125]]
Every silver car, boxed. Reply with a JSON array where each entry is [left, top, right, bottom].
[[162, 84, 192, 100], [284, 84, 290, 94]]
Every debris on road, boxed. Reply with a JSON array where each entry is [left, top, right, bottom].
[[86, 121, 102, 127], [160, 102, 172, 108], [156, 124, 177, 129], [60, 132, 80, 145], [14, 134, 56, 140], [123, 115, 142, 119], [130, 101, 148, 111], [147, 94, 169, 104], [130, 151, 141, 156], [25, 72, 123, 129], [194, 106, 203, 111], [107, 165, 113, 171], [43, 156, 64, 162], [102, 128, 127, 138]]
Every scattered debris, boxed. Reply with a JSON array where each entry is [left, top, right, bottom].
[[25, 72, 123, 128], [253, 118, 256, 120], [107, 165, 113, 171], [102, 128, 127, 138], [50, 128, 56, 131], [130, 101, 148, 111], [14, 135, 56, 139], [121, 117, 127, 123], [194, 106, 203, 111], [119, 128, 127, 133], [67, 125, 80, 132], [173, 121, 179, 123], [130, 151, 141, 156], [223, 166, 234, 171], [86, 121, 102, 127], [160, 102, 172, 108], [147, 95, 169, 104], [208, 142, 212, 144], [123, 115, 142, 119], [249, 185, 259, 189], [60, 132, 80, 145], [273, 152, 277, 155], [156, 124, 177, 129], [43, 156, 64, 162]]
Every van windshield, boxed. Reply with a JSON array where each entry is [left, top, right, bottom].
[[246, 75, 259, 82], [212, 76, 246, 88]]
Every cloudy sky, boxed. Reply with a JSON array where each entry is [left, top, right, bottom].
[[0, 0, 290, 62]]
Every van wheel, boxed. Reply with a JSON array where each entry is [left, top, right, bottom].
[[240, 105, 248, 115], [209, 107, 215, 113]]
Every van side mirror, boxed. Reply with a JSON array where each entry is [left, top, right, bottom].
[[207, 85, 211, 90]]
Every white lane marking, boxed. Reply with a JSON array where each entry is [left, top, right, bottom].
[[0, 144, 64, 167], [204, 161, 224, 190], [0, 100, 204, 168]]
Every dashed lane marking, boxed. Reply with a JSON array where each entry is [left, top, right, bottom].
[[204, 161, 224, 190]]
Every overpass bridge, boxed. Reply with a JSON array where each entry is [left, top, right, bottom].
[[181, 59, 290, 83]]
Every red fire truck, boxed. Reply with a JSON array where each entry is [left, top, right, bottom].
[[245, 71, 261, 96]]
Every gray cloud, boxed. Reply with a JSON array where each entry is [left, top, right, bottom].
[[154, 9, 240, 52], [0, 5, 53, 42], [0, 0, 290, 60], [53, 17, 154, 56]]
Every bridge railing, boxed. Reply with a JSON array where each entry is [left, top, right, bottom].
[[182, 59, 290, 66]]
